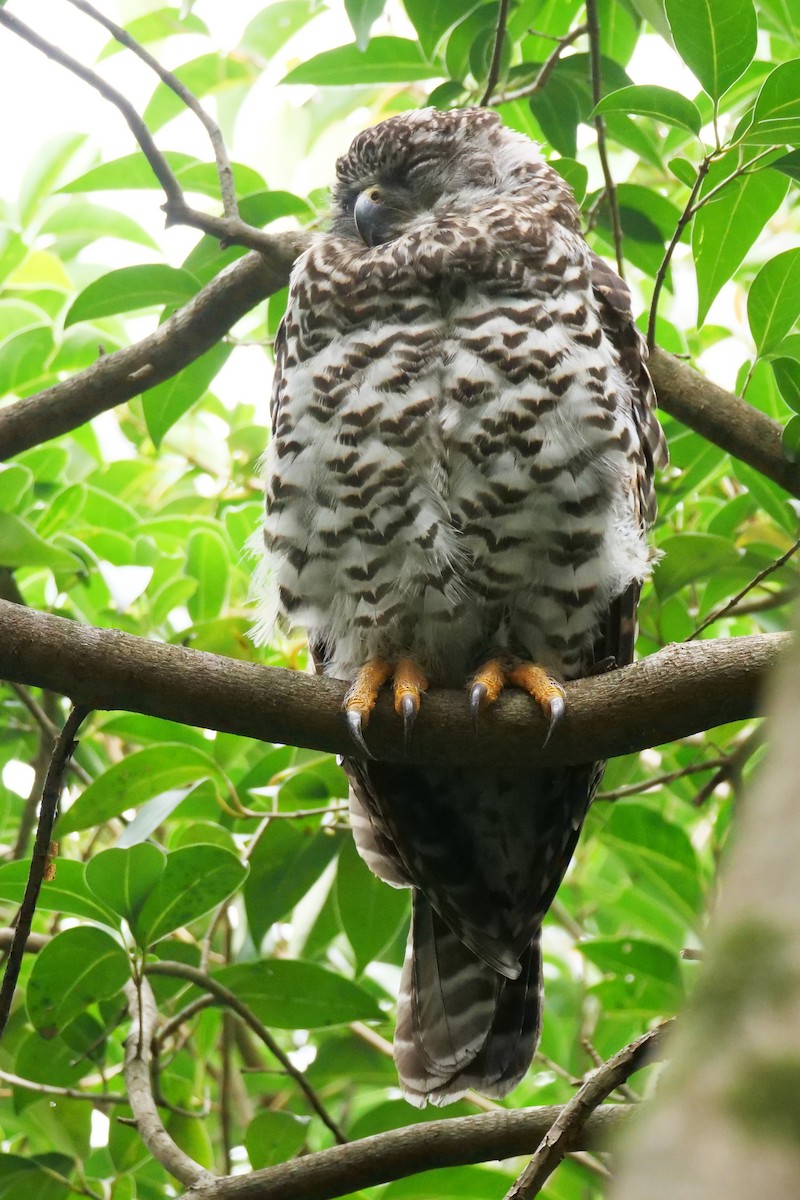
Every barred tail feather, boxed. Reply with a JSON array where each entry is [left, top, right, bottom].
[[395, 894, 542, 1107]]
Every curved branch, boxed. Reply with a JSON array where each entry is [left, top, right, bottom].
[[124, 977, 216, 1190], [649, 348, 800, 498], [0, 599, 786, 769], [180, 1104, 628, 1200]]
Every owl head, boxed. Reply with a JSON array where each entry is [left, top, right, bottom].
[[330, 107, 560, 247]]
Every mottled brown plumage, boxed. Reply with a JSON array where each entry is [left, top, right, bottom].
[[257, 108, 665, 1105]]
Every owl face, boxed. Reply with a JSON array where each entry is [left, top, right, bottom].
[[329, 107, 546, 247]]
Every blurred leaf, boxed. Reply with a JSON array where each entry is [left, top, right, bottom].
[[57, 744, 226, 835], [282, 38, 439, 85], [665, 0, 756, 99], [144, 54, 257, 132], [40, 202, 159, 253], [215, 959, 383, 1027], [770, 148, 800, 182], [65, 265, 199, 326], [772, 356, 800, 413], [61, 152, 266, 198], [580, 936, 685, 1008], [0, 859, 119, 926], [782, 414, 800, 462], [336, 837, 409, 974], [744, 59, 800, 145], [27, 927, 129, 1037], [133, 844, 247, 946], [345, 0, 388, 49], [244, 820, 342, 944], [693, 170, 789, 324], [594, 85, 702, 134], [0, 1155, 74, 1200], [655, 533, 741, 598], [186, 527, 231, 621], [748, 248, 800, 355], [0, 513, 81, 572], [143, 342, 231, 447], [406, 0, 484, 58], [0, 326, 55, 397], [241, 1, 322, 58], [98, 9, 209, 58], [85, 844, 166, 925], [600, 804, 703, 930], [18, 133, 87, 226], [245, 1110, 309, 1168], [552, 158, 588, 204]]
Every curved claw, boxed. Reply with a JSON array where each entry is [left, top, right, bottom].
[[543, 692, 565, 747], [470, 681, 488, 730], [345, 708, 373, 758], [400, 693, 418, 753]]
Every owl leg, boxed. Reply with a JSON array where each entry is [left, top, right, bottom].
[[470, 660, 565, 744], [343, 657, 428, 755]]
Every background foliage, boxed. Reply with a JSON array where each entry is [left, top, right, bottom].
[[0, 0, 798, 1197]]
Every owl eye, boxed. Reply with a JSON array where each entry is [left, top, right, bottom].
[[354, 187, 398, 247]]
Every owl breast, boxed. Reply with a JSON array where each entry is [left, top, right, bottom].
[[262, 231, 650, 684]]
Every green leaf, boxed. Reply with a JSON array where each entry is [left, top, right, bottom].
[[665, 0, 756, 99], [245, 1110, 309, 1168], [772, 357, 800, 414], [744, 59, 800, 145], [65, 265, 199, 327], [61, 152, 266, 199], [0, 326, 55, 397], [0, 513, 81, 572], [27, 928, 129, 1037], [244, 820, 342, 945], [98, 9, 210, 59], [0, 859, 119, 926], [669, 157, 697, 187], [782, 414, 800, 462], [406, 0, 483, 59], [214, 959, 383, 1027], [552, 158, 588, 204], [770, 148, 800, 182], [18, 133, 87, 226], [693, 170, 789, 325], [143, 54, 257, 133], [133, 844, 248, 946], [733, 460, 796, 533], [240, 1, 321, 59], [580, 936, 685, 1009], [185, 528, 231, 621], [336, 837, 409, 974], [0, 1154, 74, 1200], [600, 804, 703, 930], [345, 0, 388, 49], [57, 744, 226, 835], [282, 38, 439, 85], [594, 85, 702, 134], [143, 343, 231, 447], [748, 248, 800, 355], [85, 844, 166, 925], [0, 464, 32, 511], [182, 191, 312, 284], [654, 533, 741, 599], [40, 203, 159, 253]]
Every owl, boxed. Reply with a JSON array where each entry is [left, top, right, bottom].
[[258, 108, 666, 1106]]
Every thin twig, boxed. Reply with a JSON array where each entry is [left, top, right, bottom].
[[687, 537, 800, 641], [0, 1066, 123, 1106], [597, 756, 727, 801], [582, 1037, 640, 1102], [585, 0, 624, 276], [10, 684, 92, 786], [504, 1022, 673, 1199], [647, 157, 710, 347], [480, 0, 510, 106], [124, 977, 216, 1189], [65, 0, 238, 220], [691, 725, 763, 807], [146, 959, 348, 1144], [154, 993, 216, 1050], [0, 9, 277, 254], [493, 24, 587, 105], [0, 705, 89, 1041]]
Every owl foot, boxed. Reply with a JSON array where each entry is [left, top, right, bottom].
[[343, 657, 429, 756], [470, 660, 565, 745]]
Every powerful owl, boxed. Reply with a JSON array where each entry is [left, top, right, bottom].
[[258, 108, 666, 1106]]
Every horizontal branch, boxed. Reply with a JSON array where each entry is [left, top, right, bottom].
[[181, 1103, 628, 1200], [648, 348, 800, 498], [0, 600, 786, 768]]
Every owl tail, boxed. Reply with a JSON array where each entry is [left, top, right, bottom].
[[394, 893, 542, 1107]]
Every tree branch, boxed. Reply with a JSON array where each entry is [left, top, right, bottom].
[[179, 1104, 629, 1200], [585, 0, 624, 276], [124, 977, 216, 1189], [0, 704, 89, 1040], [479, 0, 510, 106], [648, 348, 800, 498], [0, 599, 786, 769], [0, 246, 301, 461]]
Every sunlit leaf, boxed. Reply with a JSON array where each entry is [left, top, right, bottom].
[[85, 844, 166, 925], [64, 265, 199, 327], [282, 38, 440, 85], [594, 85, 702, 134], [665, 0, 757, 99], [143, 343, 231, 447], [744, 59, 800, 145], [748, 247, 800, 355]]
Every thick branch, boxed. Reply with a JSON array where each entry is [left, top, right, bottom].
[[0, 247, 301, 461], [648, 348, 800, 498], [180, 1104, 629, 1200], [0, 600, 785, 769]]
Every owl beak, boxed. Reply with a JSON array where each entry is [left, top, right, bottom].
[[354, 188, 403, 247]]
